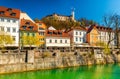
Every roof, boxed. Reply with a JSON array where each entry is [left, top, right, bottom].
[[20, 19, 38, 32], [67, 26, 86, 32], [96, 26, 113, 32], [48, 26, 56, 30], [0, 6, 20, 19], [87, 25, 97, 33], [46, 30, 70, 38]]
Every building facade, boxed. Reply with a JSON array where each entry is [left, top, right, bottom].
[[97, 26, 116, 47], [87, 25, 100, 46], [0, 6, 20, 47], [46, 27, 70, 50], [20, 19, 38, 49], [67, 27, 87, 48], [36, 21, 46, 48]]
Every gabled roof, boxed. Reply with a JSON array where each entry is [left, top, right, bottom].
[[46, 30, 69, 38], [20, 19, 38, 32], [0, 6, 20, 19], [87, 25, 97, 33]]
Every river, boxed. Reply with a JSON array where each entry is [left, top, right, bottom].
[[0, 64, 120, 79]]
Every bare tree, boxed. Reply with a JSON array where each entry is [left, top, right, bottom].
[[103, 14, 114, 48], [112, 14, 120, 48]]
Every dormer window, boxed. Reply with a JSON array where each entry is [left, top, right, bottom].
[[29, 26, 33, 30], [22, 26, 27, 30], [48, 31, 52, 35], [39, 27, 44, 30], [0, 11, 4, 15], [25, 22, 30, 25], [10, 13, 16, 16], [7, 8, 12, 13]]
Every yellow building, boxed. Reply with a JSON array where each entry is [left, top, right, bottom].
[[87, 25, 100, 46], [36, 21, 46, 48]]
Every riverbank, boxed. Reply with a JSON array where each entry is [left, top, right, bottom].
[[0, 50, 120, 74]]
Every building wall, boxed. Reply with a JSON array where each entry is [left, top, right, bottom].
[[20, 12, 34, 22], [36, 22, 46, 47], [46, 37, 70, 47], [89, 28, 99, 46], [73, 30, 86, 44], [0, 17, 19, 46]]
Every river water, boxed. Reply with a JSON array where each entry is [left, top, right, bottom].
[[0, 64, 120, 79]]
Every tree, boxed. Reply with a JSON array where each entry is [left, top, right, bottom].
[[41, 17, 80, 30], [78, 18, 97, 27], [21, 36, 39, 50], [0, 32, 13, 49], [103, 14, 120, 49], [96, 41, 110, 55]]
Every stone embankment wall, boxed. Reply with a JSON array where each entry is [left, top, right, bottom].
[[0, 50, 120, 74]]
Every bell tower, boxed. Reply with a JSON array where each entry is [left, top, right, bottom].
[[71, 8, 75, 21]]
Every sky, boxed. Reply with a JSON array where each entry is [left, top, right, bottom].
[[0, 0, 120, 24]]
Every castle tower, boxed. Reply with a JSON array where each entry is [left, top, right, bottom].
[[71, 8, 75, 21]]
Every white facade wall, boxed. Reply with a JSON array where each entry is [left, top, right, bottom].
[[0, 17, 19, 46], [46, 37, 70, 47], [73, 30, 86, 44], [20, 12, 34, 22], [99, 31, 115, 46]]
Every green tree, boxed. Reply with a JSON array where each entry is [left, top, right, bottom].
[[0, 32, 13, 49], [96, 41, 110, 55], [21, 35, 39, 50]]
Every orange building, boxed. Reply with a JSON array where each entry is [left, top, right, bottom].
[[36, 21, 47, 48], [87, 25, 100, 46]]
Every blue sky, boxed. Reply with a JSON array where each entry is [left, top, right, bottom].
[[0, 0, 120, 24]]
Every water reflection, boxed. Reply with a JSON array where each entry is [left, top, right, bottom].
[[0, 64, 120, 79]]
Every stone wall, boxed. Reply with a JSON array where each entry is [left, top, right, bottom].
[[0, 50, 120, 74]]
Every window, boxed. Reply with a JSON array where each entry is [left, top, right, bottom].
[[76, 37, 78, 42], [23, 26, 27, 30], [1, 18, 4, 22], [27, 33, 29, 36], [79, 37, 82, 42], [29, 26, 33, 30], [12, 28, 16, 32], [10, 13, 16, 16], [12, 36, 16, 41], [55, 40, 57, 43], [0, 11, 4, 15], [1, 27, 4, 31], [7, 19, 10, 22], [80, 32, 81, 35], [39, 32, 44, 36], [32, 33, 35, 37], [49, 39, 52, 43], [25, 22, 30, 25], [60, 40, 62, 43], [76, 32, 78, 35], [39, 24, 42, 26], [13, 20, 16, 23], [7, 27, 10, 32], [65, 40, 67, 43]]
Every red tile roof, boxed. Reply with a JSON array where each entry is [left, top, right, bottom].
[[46, 30, 69, 38], [67, 26, 86, 32], [20, 19, 38, 32], [0, 6, 20, 19]]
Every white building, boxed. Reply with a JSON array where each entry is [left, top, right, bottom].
[[0, 6, 20, 47], [67, 27, 87, 47], [97, 26, 116, 47], [46, 27, 70, 50]]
